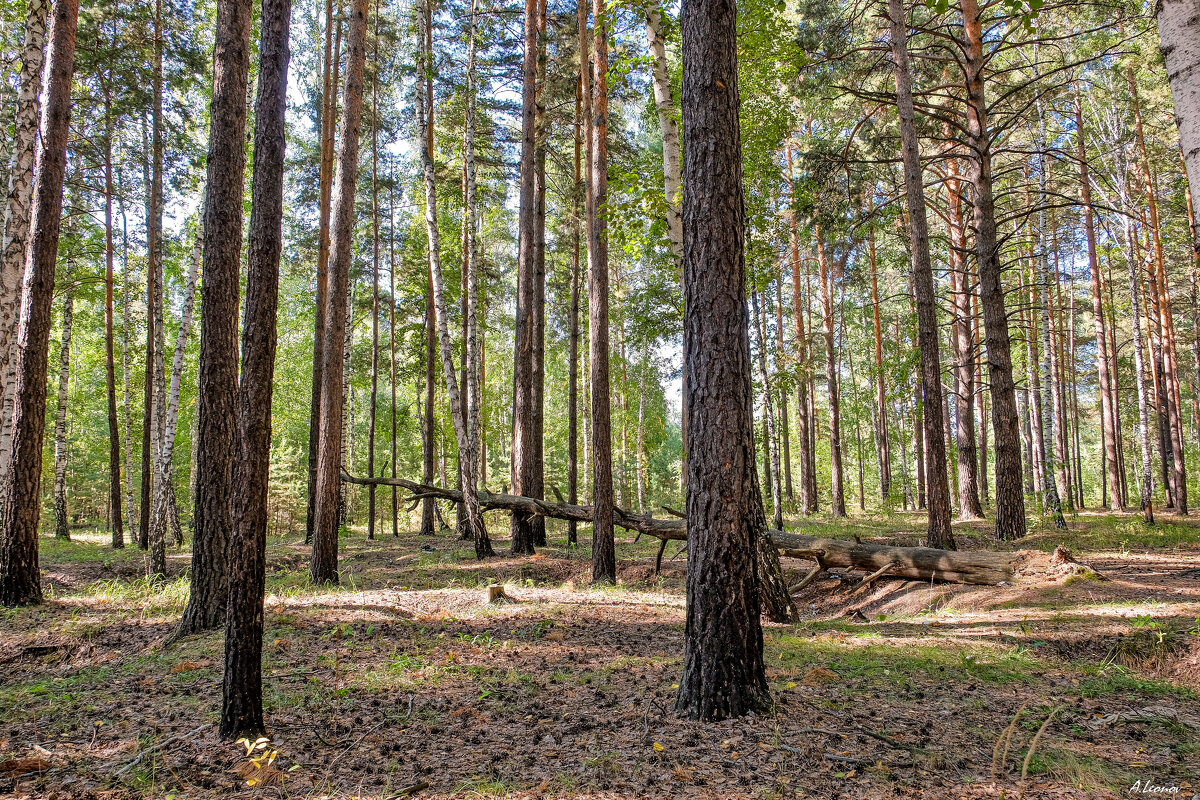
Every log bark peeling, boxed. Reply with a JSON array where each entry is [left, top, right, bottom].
[[341, 471, 1017, 585]]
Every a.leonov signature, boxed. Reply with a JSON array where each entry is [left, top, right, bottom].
[[1128, 779, 1183, 795]]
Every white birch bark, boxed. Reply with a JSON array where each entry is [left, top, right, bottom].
[[0, 0, 50, 485], [417, 0, 491, 557], [53, 264, 74, 540], [643, 1, 682, 269], [1158, 0, 1200, 236], [149, 225, 201, 554]]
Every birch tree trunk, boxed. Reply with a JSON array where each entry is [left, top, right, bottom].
[[0, 0, 50, 486], [53, 263, 73, 541], [644, 1, 682, 266], [417, 0, 492, 558], [1157, 0, 1200, 248], [150, 226, 201, 567]]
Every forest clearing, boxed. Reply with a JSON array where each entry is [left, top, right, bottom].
[[7, 0, 1200, 791], [2, 514, 1198, 798]]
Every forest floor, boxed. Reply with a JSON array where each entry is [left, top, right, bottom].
[[1, 507, 1198, 800]]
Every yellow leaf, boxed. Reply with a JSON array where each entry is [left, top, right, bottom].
[[652, 742, 664, 752], [785, 682, 797, 689]]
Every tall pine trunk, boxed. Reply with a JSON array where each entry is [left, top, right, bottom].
[[947, 174, 982, 518], [311, 0, 369, 584], [815, 231, 846, 517], [676, 0, 769, 719], [221, 0, 290, 736], [306, 0, 339, 544], [589, 0, 615, 582], [176, 0, 254, 634], [888, 0, 953, 546], [102, 83, 125, 548], [962, 0, 1024, 540]]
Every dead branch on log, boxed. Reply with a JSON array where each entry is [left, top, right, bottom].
[[341, 470, 1018, 585]]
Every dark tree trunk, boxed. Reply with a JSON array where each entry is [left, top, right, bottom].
[[962, 0, 1025, 540], [367, 16, 379, 542], [869, 227, 890, 502], [947, 176, 982, 518], [888, 0, 953, 548], [786, 151, 815, 515], [102, 88, 125, 549], [815, 232, 845, 517], [221, 0, 290, 737], [306, 0, 338, 545], [311, 0, 368, 584], [0, 0, 79, 607], [589, 0, 614, 582], [676, 0, 769, 720], [774, 279, 793, 500], [510, 0, 539, 555], [175, 0, 253, 635], [530, 0, 548, 547], [569, 22, 584, 547], [419, 0, 436, 538]]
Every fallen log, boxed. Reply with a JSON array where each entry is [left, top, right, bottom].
[[341, 470, 1017, 585]]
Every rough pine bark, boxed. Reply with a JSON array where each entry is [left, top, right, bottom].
[[102, 98, 125, 548], [222, 0, 290, 738], [530, 0, 548, 547], [947, 176, 982, 518], [0, 0, 79, 607], [568, 15, 583, 546], [510, 0, 539, 555], [175, 0, 254, 633], [752, 292, 783, 531], [675, 0, 770, 719], [1076, 96, 1121, 510], [0, 0, 50, 484], [1125, 214, 1156, 523], [589, 0, 615, 582], [961, 0, 1025, 540], [306, 0, 338, 544], [869, 227, 891, 502], [888, 0, 953, 548], [52, 263, 74, 541], [815, 232, 846, 518], [311, 0, 368, 584]]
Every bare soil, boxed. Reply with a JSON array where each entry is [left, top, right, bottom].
[[2, 509, 1197, 799]]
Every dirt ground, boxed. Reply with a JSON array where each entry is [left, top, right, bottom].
[[1, 508, 1198, 799]]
